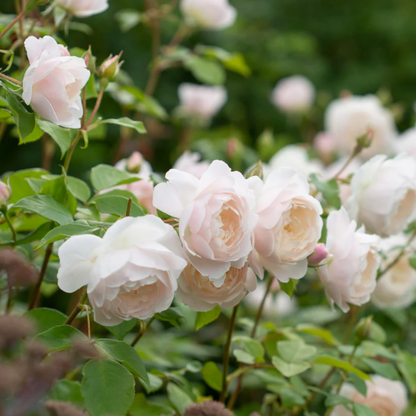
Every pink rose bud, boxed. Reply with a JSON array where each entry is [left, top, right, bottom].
[[127, 152, 144, 173], [308, 243, 329, 266], [227, 137, 243, 158], [314, 132, 336, 164], [356, 128, 374, 150], [0, 181, 11, 205], [98, 53, 123, 81]]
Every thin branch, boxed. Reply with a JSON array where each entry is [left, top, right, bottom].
[[131, 317, 155, 347], [85, 87, 105, 130], [0, 72, 22, 86], [0, 10, 26, 40], [125, 197, 132, 217], [84, 305, 91, 339], [65, 290, 88, 325]]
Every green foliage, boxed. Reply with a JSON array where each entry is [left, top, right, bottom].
[[202, 361, 223, 391], [34, 325, 87, 352], [24, 308, 67, 334], [90, 164, 140, 191], [195, 306, 221, 330]]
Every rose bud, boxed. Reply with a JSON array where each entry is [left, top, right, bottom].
[[127, 151, 144, 173], [98, 53, 123, 82], [0, 181, 11, 205], [308, 243, 329, 266]]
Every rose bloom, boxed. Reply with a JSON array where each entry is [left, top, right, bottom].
[[395, 127, 416, 156], [271, 76, 316, 114], [324, 95, 397, 160], [153, 160, 257, 284], [331, 375, 408, 416], [180, 0, 236, 30], [249, 169, 323, 282], [317, 207, 381, 313], [177, 264, 257, 312], [23, 36, 90, 129], [178, 84, 227, 120], [110, 152, 157, 215], [56, 0, 109, 17], [57, 216, 187, 326], [346, 154, 416, 237], [372, 234, 416, 309], [264, 145, 324, 179], [173, 151, 210, 179]]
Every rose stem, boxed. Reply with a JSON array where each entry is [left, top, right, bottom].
[[131, 316, 155, 347], [65, 290, 88, 325]]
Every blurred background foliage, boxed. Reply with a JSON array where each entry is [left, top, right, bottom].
[[2, 0, 416, 178]]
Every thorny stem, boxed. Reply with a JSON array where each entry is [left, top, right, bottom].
[[227, 275, 274, 409], [220, 304, 240, 403], [131, 316, 155, 347], [65, 290, 88, 325], [28, 243, 54, 310]]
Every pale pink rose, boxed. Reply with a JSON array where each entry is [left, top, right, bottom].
[[56, 0, 109, 17], [249, 169, 323, 282], [308, 243, 329, 266], [111, 154, 156, 215], [178, 84, 227, 119], [177, 264, 257, 312], [395, 127, 416, 156], [314, 132, 337, 163], [346, 154, 416, 237], [0, 181, 11, 205], [331, 375, 408, 416], [153, 160, 257, 285], [173, 151, 210, 179], [57, 216, 187, 326], [318, 207, 381, 313], [271, 76, 316, 114], [22, 36, 90, 129], [180, 0, 236, 30], [324, 95, 397, 160], [372, 234, 416, 309]]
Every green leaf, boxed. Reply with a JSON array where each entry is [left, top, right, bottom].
[[155, 307, 185, 328], [39, 222, 100, 248], [106, 319, 138, 341], [272, 356, 311, 377], [297, 324, 340, 346], [13, 195, 73, 225], [201, 361, 223, 391], [362, 358, 400, 380], [277, 341, 317, 363], [315, 356, 371, 380], [24, 308, 67, 334], [37, 119, 72, 157], [47, 380, 83, 408], [90, 164, 140, 191], [349, 373, 368, 396], [195, 306, 221, 330], [409, 254, 416, 270], [280, 387, 306, 407], [353, 403, 379, 416], [279, 279, 299, 298], [34, 325, 87, 351], [234, 349, 256, 365], [325, 393, 352, 407], [7, 168, 48, 203], [82, 359, 135, 416], [397, 350, 416, 393], [184, 57, 226, 85], [310, 174, 341, 209], [234, 336, 265, 362], [166, 383, 193, 416], [96, 339, 149, 384], [101, 118, 146, 134], [115, 10, 141, 32], [95, 195, 145, 217], [138, 373, 163, 394], [6, 91, 36, 142], [8, 221, 54, 247], [130, 394, 175, 416], [38, 175, 68, 205], [67, 177, 91, 202]]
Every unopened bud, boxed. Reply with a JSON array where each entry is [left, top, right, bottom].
[[308, 243, 329, 266], [245, 161, 263, 180], [83, 46, 96, 73], [98, 53, 123, 81], [314, 132, 336, 164], [258, 129, 276, 161], [127, 152, 144, 173], [0, 181, 11, 206], [356, 129, 374, 151], [227, 137, 243, 159]]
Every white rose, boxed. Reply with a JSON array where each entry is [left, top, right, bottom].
[[177, 264, 257, 312], [346, 154, 416, 237], [249, 169, 323, 282], [317, 207, 381, 313], [372, 234, 416, 309], [22, 36, 90, 129], [178, 84, 227, 120], [271, 75, 316, 114], [153, 160, 257, 285], [324, 95, 397, 160], [57, 216, 187, 326], [395, 127, 416, 156], [56, 0, 109, 17], [173, 151, 210, 179], [331, 375, 408, 416], [264, 145, 324, 179], [180, 0, 236, 30]]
